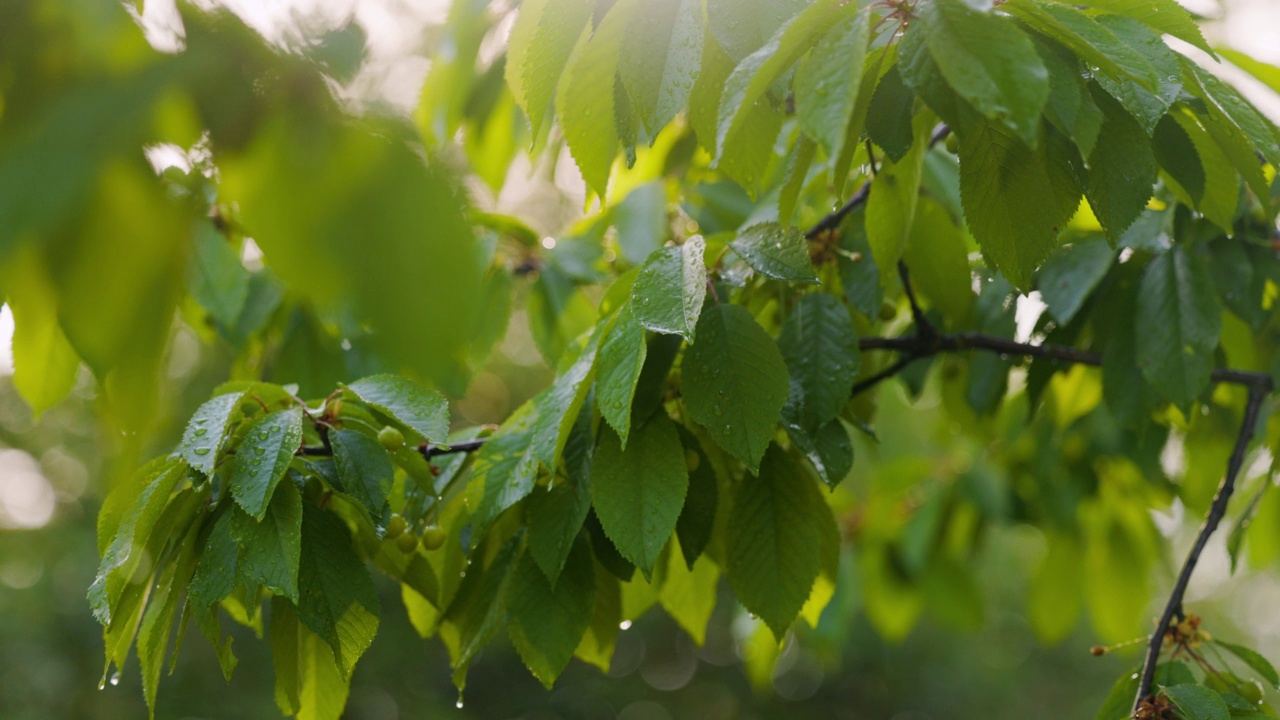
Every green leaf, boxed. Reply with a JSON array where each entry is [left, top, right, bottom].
[[631, 235, 707, 341], [731, 222, 820, 284], [617, 0, 703, 136], [794, 10, 870, 160], [1092, 15, 1181, 136], [675, 429, 718, 568], [778, 135, 816, 226], [507, 537, 597, 688], [656, 536, 720, 645], [778, 293, 859, 433], [296, 505, 380, 679], [530, 333, 599, 473], [1003, 0, 1159, 92], [706, 0, 807, 61], [345, 374, 449, 446], [177, 392, 244, 478], [1219, 48, 1280, 96], [1085, 84, 1158, 240], [526, 411, 594, 584], [330, 429, 393, 517], [788, 418, 855, 489], [589, 416, 689, 578], [1153, 113, 1206, 204], [188, 509, 239, 612], [727, 445, 829, 639], [1135, 245, 1222, 412], [230, 407, 304, 521], [866, 111, 932, 275], [596, 304, 648, 445], [1035, 237, 1114, 326], [1161, 684, 1231, 720], [721, 0, 849, 159], [7, 248, 79, 417], [556, 0, 631, 197], [269, 597, 349, 720], [465, 398, 540, 539], [1077, 0, 1215, 57], [1184, 61, 1280, 197], [866, 65, 917, 163], [1033, 37, 1105, 158], [914, 0, 1049, 147], [230, 481, 303, 602], [837, 207, 882, 318], [683, 304, 791, 473], [88, 460, 186, 625], [1167, 109, 1240, 234], [959, 118, 1082, 289], [137, 524, 199, 718], [443, 539, 519, 689], [574, 565, 622, 672], [1215, 640, 1280, 689], [613, 182, 668, 266], [1095, 668, 1141, 720], [189, 220, 250, 328], [902, 195, 975, 322], [504, 0, 594, 140]]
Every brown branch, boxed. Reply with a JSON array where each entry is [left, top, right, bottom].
[[296, 438, 486, 459], [1133, 387, 1268, 710]]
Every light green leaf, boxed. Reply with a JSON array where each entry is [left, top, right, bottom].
[[504, 0, 594, 139], [138, 523, 199, 718], [902, 195, 974, 322], [1185, 61, 1280, 199], [706, 0, 808, 62], [345, 374, 449, 446], [177, 392, 244, 478], [1077, 0, 1215, 56], [88, 460, 186, 625], [189, 220, 250, 328], [296, 505, 380, 679], [1002, 0, 1158, 92], [1153, 113, 1206, 204], [330, 429, 393, 517], [556, 0, 632, 197], [715, 0, 854, 159], [1219, 48, 1280, 96], [464, 398, 540, 538], [1135, 245, 1222, 412], [1169, 109, 1240, 233], [618, 0, 704, 136], [1095, 668, 1141, 720], [507, 537, 597, 687], [959, 118, 1082, 290], [269, 598, 350, 720], [727, 445, 828, 639], [1027, 531, 1084, 644], [230, 481, 302, 602], [589, 416, 689, 578], [683, 304, 791, 473], [596, 304, 648, 445], [778, 135, 816, 226], [1092, 15, 1181, 136], [230, 407, 304, 521], [1161, 684, 1231, 720], [7, 248, 79, 417], [656, 536, 720, 645], [778, 293, 859, 434], [1084, 85, 1158, 240], [795, 10, 870, 160], [915, 0, 1049, 147], [1215, 640, 1280, 689], [1035, 237, 1114, 326], [731, 222, 820, 284], [631, 235, 707, 341], [529, 333, 598, 471], [866, 111, 932, 275], [574, 564, 622, 672]]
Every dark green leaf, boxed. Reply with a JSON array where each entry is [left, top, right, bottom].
[[1092, 15, 1181, 136], [1036, 237, 1114, 326], [837, 207, 882, 318], [866, 64, 916, 163], [1153, 113, 1206, 204], [778, 293, 859, 433], [230, 481, 303, 602], [230, 407, 304, 521], [1077, 0, 1215, 56], [1085, 84, 1158, 240], [683, 304, 791, 473], [795, 10, 870, 160], [731, 222, 820, 284], [296, 505, 380, 679], [589, 416, 688, 578], [465, 398, 540, 539], [675, 429, 718, 568], [177, 392, 244, 478], [330, 429, 393, 516], [613, 182, 668, 266], [345, 374, 449, 446], [507, 537, 597, 687], [1161, 683, 1231, 720], [526, 411, 595, 585], [1135, 245, 1222, 412], [188, 509, 239, 612], [1095, 668, 1140, 720]]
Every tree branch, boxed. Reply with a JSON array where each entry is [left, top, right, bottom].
[[1133, 387, 1268, 710], [297, 438, 486, 459]]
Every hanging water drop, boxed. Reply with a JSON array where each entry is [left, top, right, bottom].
[[110, 672, 120, 687]]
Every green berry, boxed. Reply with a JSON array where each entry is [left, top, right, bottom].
[[878, 301, 897, 322], [396, 531, 419, 553], [422, 525, 447, 551], [944, 132, 960, 155], [385, 515, 407, 540], [378, 425, 405, 451]]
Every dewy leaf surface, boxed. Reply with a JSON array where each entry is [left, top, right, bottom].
[[631, 235, 707, 341], [330, 429, 394, 517], [231, 481, 303, 602], [345, 374, 449, 446], [595, 304, 648, 445], [794, 10, 869, 160], [683, 304, 791, 473], [617, 0, 703, 136], [231, 407, 305, 521], [556, 0, 632, 197], [589, 416, 689, 578], [177, 391, 244, 477], [731, 222, 820, 285], [727, 446, 829, 639], [505, 0, 594, 139], [1084, 85, 1158, 240]]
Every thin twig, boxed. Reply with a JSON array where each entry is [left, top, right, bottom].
[[295, 438, 486, 459], [1133, 387, 1268, 710]]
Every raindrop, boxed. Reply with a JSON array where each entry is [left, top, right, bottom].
[[619, 620, 633, 630], [193, 428, 207, 437], [194, 448, 211, 456], [456, 698, 465, 709], [110, 672, 120, 687]]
